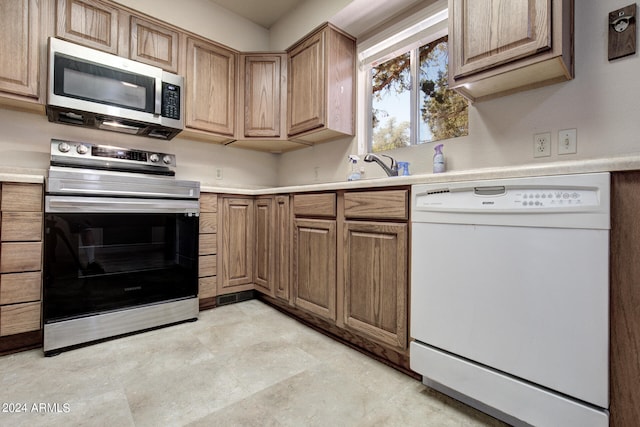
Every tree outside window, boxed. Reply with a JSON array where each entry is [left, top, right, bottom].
[[370, 35, 468, 152]]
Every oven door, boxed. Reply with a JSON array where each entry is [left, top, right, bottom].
[[43, 196, 199, 323]]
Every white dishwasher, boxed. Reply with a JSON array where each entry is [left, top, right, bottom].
[[410, 173, 610, 427]]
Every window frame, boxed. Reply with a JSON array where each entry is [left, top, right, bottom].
[[356, 0, 451, 154]]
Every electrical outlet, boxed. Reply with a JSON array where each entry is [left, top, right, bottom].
[[215, 168, 223, 180], [558, 128, 577, 155], [533, 132, 551, 158]]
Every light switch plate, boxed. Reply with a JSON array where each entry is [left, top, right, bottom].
[[558, 129, 577, 155]]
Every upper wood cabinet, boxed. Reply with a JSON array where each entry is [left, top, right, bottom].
[[55, 0, 120, 54], [0, 0, 40, 100], [449, 0, 574, 102], [287, 23, 355, 144], [184, 37, 237, 140], [240, 54, 287, 139], [129, 16, 179, 73]]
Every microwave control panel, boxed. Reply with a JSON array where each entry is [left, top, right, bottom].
[[162, 82, 181, 120]]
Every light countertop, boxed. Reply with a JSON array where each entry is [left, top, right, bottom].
[[200, 154, 640, 194], [3, 154, 640, 192]]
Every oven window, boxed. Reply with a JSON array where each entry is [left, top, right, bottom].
[[43, 213, 198, 322]]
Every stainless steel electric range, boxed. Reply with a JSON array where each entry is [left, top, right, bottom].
[[43, 139, 200, 355]]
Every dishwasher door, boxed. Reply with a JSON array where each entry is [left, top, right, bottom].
[[410, 172, 610, 426]]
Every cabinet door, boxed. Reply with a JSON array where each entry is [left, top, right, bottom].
[[293, 218, 336, 322], [343, 221, 408, 350], [451, 0, 551, 79], [55, 0, 120, 54], [129, 16, 179, 73], [186, 37, 236, 136], [220, 198, 254, 294], [243, 55, 286, 138], [254, 198, 274, 295], [0, 0, 39, 98], [287, 30, 325, 136], [274, 196, 290, 302]]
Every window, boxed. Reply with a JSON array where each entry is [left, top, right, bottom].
[[360, 5, 469, 153]]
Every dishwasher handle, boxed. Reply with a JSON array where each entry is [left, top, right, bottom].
[[474, 186, 506, 196]]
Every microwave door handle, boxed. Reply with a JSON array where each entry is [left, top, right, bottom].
[[155, 77, 162, 116]]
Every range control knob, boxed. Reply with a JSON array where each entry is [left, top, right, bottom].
[[149, 154, 160, 163], [76, 144, 89, 155], [162, 155, 173, 165], [57, 141, 71, 153]]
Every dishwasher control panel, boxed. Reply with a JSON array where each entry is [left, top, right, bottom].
[[411, 173, 611, 229]]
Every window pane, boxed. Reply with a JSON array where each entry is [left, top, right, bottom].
[[371, 52, 411, 152], [418, 36, 468, 144]]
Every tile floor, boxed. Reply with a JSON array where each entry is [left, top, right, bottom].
[[0, 300, 507, 426]]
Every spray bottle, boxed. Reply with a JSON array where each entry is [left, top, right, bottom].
[[347, 155, 361, 181], [433, 144, 445, 173]]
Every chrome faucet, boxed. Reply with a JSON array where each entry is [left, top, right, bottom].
[[363, 153, 398, 177]]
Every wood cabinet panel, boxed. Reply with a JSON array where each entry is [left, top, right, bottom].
[[293, 193, 336, 218], [274, 195, 290, 301], [452, 0, 551, 79], [611, 172, 640, 426], [0, 301, 40, 336], [344, 190, 408, 220], [220, 198, 254, 293], [343, 221, 407, 350], [242, 54, 286, 138], [254, 198, 274, 295], [0, 0, 39, 98], [288, 30, 325, 136], [185, 37, 237, 136], [1, 212, 42, 242], [198, 233, 217, 256], [198, 254, 217, 278], [0, 242, 42, 273], [199, 276, 217, 299], [0, 272, 41, 305], [56, 0, 120, 54], [200, 193, 218, 213], [1, 183, 42, 212], [129, 16, 179, 73], [199, 213, 217, 234], [293, 218, 336, 322]]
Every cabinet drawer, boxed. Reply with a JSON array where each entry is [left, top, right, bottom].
[[198, 255, 217, 277], [0, 301, 41, 336], [293, 193, 336, 217], [199, 213, 218, 234], [199, 233, 217, 255], [0, 242, 42, 273], [0, 272, 41, 304], [1, 183, 42, 212], [199, 276, 217, 299], [200, 193, 218, 213], [1, 212, 42, 241], [344, 190, 408, 220]]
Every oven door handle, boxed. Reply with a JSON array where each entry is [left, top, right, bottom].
[[45, 196, 199, 214]]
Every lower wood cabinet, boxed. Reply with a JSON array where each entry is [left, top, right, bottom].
[[0, 182, 43, 352], [343, 221, 408, 350], [254, 197, 274, 295], [198, 193, 218, 308], [274, 195, 291, 302], [219, 197, 254, 295], [292, 218, 336, 322]]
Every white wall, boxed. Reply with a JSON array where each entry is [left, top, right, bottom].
[[277, 0, 640, 184], [0, 107, 279, 188], [113, 0, 270, 51], [269, 0, 352, 50]]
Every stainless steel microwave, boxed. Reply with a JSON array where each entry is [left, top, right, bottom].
[[46, 37, 184, 140]]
